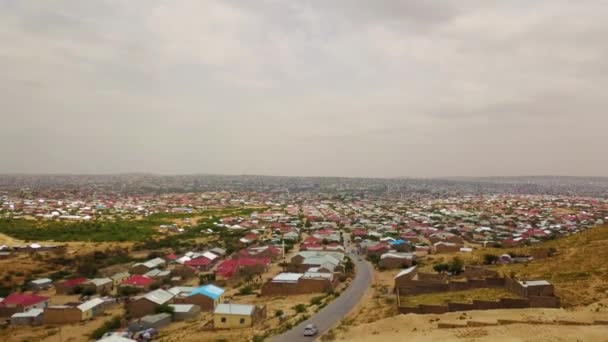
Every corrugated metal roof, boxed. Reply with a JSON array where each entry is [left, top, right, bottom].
[[394, 266, 417, 279], [77, 297, 104, 312], [272, 273, 303, 283], [169, 304, 196, 313], [30, 278, 52, 285], [189, 284, 225, 300], [143, 289, 174, 305], [11, 308, 43, 318], [214, 303, 254, 316]]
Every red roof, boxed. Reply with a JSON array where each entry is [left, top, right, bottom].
[[122, 274, 154, 287], [166, 253, 178, 260], [216, 257, 270, 278], [63, 277, 87, 287], [0, 293, 48, 307], [303, 236, 320, 244], [184, 256, 212, 267], [243, 233, 258, 240], [367, 243, 389, 252]]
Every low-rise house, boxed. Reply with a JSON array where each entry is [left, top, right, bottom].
[[43, 297, 107, 324], [213, 304, 265, 329], [0, 293, 49, 318], [144, 269, 172, 280], [110, 272, 130, 288], [121, 275, 155, 291], [84, 278, 113, 294], [366, 243, 390, 257], [172, 284, 225, 311], [130, 258, 166, 275], [169, 304, 201, 321], [261, 272, 334, 296], [28, 278, 53, 291], [55, 277, 88, 295], [433, 241, 462, 253], [393, 266, 418, 289], [379, 253, 416, 269], [127, 289, 175, 318], [128, 313, 172, 333], [216, 257, 271, 282], [10, 308, 44, 325]]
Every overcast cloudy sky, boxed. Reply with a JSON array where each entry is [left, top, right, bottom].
[[1, 1, 607, 178]]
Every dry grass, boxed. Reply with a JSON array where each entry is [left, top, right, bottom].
[[480, 225, 608, 307]]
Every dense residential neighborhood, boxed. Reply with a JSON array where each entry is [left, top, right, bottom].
[[0, 176, 607, 341]]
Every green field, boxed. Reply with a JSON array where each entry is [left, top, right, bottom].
[[0, 218, 163, 242]]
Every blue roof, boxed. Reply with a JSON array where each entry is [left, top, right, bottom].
[[188, 284, 225, 300], [389, 239, 407, 245]]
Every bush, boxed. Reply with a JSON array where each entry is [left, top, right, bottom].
[[274, 309, 284, 317], [238, 285, 254, 296], [293, 304, 306, 313], [483, 254, 499, 265], [310, 296, 324, 306], [448, 257, 464, 274], [433, 263, 449, 273]]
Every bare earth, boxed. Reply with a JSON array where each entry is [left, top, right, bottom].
[[335, 300, 608, 342]]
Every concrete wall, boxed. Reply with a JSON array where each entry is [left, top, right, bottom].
[[174, 294, 215, 312], [398, 295, 559, 315]]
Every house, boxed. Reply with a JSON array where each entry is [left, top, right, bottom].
[[121, 275, 155, 291], [130, 258, 166, 275], [27, 278, 53, 292], [128, 313, 172, 333], [127, 289, 175, 318], [110, 272, 131, 288], [378, 253, 416, 269], [77, 297, 106, 321], [290, 251, 344, 273], [84, 278, 113, 294], [10, 308, 43, 325], [144, 269, 172, 280], [216, 257, 271, 282], [261, 272, 334, 296], [43, 298, 107, 324], [433, 241, 462, 254], [393, 266, 418, 289], [172, 284, 225, 311], [366, 243, 390, 257], [184, 256, 213, 271], [209, 247, 227, 257], [429, 232, 464, 244], [0, 293, 49, 318], [169, 304, 201, 321], [213, 304, 266, 329], [55, 277, 88, 295]]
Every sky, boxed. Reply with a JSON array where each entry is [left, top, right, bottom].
[[1, 0, 607, 178]]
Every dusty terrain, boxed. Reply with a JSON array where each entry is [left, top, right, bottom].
[[334, 301, 608, 342]]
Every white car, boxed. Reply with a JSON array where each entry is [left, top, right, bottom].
[[303, 324, 319, 336]]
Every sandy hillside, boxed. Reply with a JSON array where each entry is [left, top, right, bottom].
[[334, 300, 608, 342]]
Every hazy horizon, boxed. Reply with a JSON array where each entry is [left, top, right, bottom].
[[2, 1, 607, 178]]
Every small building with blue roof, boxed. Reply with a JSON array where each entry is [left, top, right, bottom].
[[173, 284, 225, 312]]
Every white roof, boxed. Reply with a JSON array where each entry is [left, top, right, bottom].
[[302, 272, 334, 281], [89, 278, 112, 286], [77, 297, 105, 312], [202, 251, 218, 260], [143, 289, 174, 305], [169, 304, 196, 313], [12, 308, 43, 318], [30, 278, 52, 284], [272, 273, 303, 283], [380, 253, 414, 260], [519, 280, 551, 287], [168, 286, 196, 296], [394, 266, 417, 279], [176, 256, 192, 264], [214, 303, 255, 316]]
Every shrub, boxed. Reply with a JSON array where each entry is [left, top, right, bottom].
[[310, 296, 324, 306], [238, 285, 253, 296], [293, 304, 306, 313], [483, 254, 499, 265], [274, 309, 284, 317]]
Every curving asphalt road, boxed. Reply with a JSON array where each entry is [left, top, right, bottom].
[[272, 236, 373, 342]]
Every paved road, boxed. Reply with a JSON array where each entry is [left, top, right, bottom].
[[272, 235, 373, 342]]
